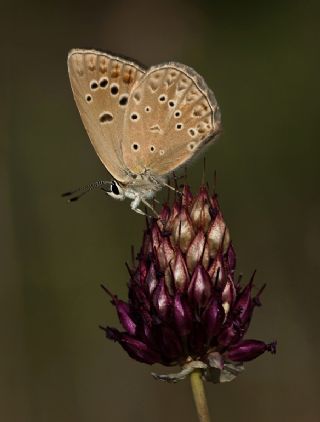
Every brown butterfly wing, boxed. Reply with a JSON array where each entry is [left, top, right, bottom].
[[121, 62, 221, 176], [68, 49, 146, 182]]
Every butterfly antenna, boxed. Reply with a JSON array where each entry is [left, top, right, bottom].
[[61, 180, 111, 202]]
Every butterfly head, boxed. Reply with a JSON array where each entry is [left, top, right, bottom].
[[106, 180, 126, 200]]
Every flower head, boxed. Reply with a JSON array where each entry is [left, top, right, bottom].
[[102, 185, 276, 383]]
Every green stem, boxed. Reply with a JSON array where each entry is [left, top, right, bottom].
[[190, 369, 211, 422]]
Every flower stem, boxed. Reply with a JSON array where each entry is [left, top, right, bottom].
[[190, 369, 211, 422]]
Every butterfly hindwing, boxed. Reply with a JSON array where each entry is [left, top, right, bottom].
[[121, 62, 221, 176]]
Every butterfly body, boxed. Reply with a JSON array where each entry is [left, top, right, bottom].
[[67, 49, 221, 214], [113, 172, 165, 214]]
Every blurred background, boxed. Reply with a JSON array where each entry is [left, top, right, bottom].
[[2, 0, 320, 420]]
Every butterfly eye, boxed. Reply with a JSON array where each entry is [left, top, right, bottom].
[[111, 181, 120, 195]]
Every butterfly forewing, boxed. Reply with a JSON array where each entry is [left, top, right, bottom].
[[121, 62, 221, 176], [68, 49, 146, 182]]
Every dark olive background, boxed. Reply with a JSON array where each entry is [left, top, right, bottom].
[[2, 0, 320, 421]]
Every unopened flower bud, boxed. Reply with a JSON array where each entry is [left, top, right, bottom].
[[103, 184, 276, 384]]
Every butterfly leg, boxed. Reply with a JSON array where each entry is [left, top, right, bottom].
[[141, 198, 159, 218], [130, 197, 147, 216], [148, 175, 181, 196], [162, 182, 183, 195]]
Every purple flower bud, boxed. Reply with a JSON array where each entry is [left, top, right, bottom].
[[172, 207, 195, 253], [181, 185, 194, 207], [226, 339, 277, 362], [221, 277, 236, 314], [208, 253, 225, 286], [114, 299, 137, 336], [129, 279, 150, 311], [190, 186, 212, 231], [158, 204, 171, 225], [101, 285, 137, 335], [233, 278, 254, 325], [188, 264, 213, 309], [218, 321, 242, 347], [226, 244, 236, 274], [164, 267, 173, 293], [105, 328, 161, 364], [174, 292, 193, 336], [172, 250, 190, 292], [166, 201, 181, 231], [156, 237, 175, 271], [186, 230, 206, 273], [207, 213, 230, 258], [202, 241, 210, 270], [152, 277, 171, 321], [145, 262, 158, 295], [151, 224, 162, 250], [137, 259, 148, 284], [203, 296, 225, 342]]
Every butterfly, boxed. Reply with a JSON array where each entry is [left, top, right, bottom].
[[66, 49, 221, 215]]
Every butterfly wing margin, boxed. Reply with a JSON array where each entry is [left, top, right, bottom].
[[121, 62, 221, 176], [68, 49, 146, 182]]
